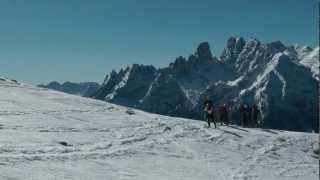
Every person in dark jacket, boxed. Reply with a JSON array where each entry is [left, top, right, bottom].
[[244, 104, 251, 127], [239, 103, 245, 127], [204, 98, 216, 128], [251, 104, 260, 127], [219, 104, 229, 126]]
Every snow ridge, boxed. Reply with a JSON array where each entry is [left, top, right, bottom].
[[139, 72, 161, 103], [105, 66, 132, 100], [240, 53, 285, 96], [227, 76, 244, 86], [273, 69, 287, 98], [299, 47, 319, 80]]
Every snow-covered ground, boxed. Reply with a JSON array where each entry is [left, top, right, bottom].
[[0, 79, 318, 180]]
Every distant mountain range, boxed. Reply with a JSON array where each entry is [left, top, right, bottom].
[[40, 37, 319, 132], [38, 81, 100, 97]]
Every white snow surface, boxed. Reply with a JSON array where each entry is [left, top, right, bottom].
[[227, 76, 244, 87], [0, 81, 318, 180]]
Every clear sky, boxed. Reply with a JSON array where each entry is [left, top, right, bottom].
[[0, 0, 318, 85]]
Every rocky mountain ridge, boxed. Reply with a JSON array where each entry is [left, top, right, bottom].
[[92, 37, 319, 132]]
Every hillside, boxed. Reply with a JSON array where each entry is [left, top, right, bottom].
[[0, 78, 318, 180]]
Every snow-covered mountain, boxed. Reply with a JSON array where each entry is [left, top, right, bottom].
[[0, 78, 318, 180], [294, 45, 319, 80], [38, 81, 100, 97], [93, 37, 319, 132]]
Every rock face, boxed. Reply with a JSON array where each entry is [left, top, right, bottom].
[[92, 37, 319, 132], [220, 37, 246, 63], [295, 46, 319, 80], [196, 42, 213, 61], [93, 65, 158, 106], [38, 81, 100, 97]]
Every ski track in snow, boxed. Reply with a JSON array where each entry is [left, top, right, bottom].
[[0, 81, 318, 180]]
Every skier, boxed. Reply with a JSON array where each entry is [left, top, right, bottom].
[[239, 103, 245, 127], [219, 104, 229, 126], [244, 104, 251, 127], [204, 98, 216, 128], [251, 104, 260, 127]]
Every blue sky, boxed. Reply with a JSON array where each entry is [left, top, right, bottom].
[[0, 0, 317, 85]]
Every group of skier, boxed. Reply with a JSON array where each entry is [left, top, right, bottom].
[[203, 98, 229, 128], [239, 103, 260, 128], [203, 97, 260, 128]]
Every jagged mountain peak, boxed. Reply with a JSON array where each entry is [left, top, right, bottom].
[[195, 41, 213, 61], [220, 36, 246, 62], [227, 36, 246, 48], [265, 41, 286, 53], [221, 37, 287, 64], [243, 37, 261, 50], [167, 42, 220, 78]]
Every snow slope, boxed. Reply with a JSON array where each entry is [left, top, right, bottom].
[[0, 79, 318, 180], [298, 46, 319, 80]]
